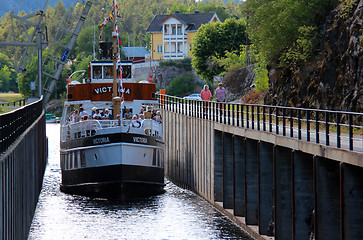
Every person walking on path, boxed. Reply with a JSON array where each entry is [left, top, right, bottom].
[[200, 85, 212, 115], [215, 83, 226, 102], [200, 85, 212, 101], [215, 82, 226, 117]]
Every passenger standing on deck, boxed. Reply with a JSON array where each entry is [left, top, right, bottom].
[[130, 115, 141, 128], [79, 107, 88, 118], [71, 109, 80, 122]]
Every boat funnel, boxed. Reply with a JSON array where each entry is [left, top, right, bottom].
[[99, 41, 113, 59]]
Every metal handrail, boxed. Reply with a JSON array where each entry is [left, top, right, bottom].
[[0, 97, 43, 153], [157, 94, 363, 152]]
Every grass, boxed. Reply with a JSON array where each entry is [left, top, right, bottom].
[[0, 93, 25, 114]]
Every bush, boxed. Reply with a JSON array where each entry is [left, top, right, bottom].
[[159, 58, 192, 71], [166, 74, 195, 97]]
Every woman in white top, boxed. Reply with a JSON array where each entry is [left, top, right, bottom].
[[130, 115, 141, 128]]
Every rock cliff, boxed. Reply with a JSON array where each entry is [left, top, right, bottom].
[[265, 0, 363, 112]]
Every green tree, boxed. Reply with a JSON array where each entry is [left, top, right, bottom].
[[245, 0, 338, 65], [166, 74, 196, 97], [191, 18, 247, 82], [0, 53, 18, 93]]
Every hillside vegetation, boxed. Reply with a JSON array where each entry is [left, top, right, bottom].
[[0, 0, 243, 96]]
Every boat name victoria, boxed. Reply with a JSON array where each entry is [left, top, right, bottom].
[[93, 137, 110, 144], [94, 86, 131, 95], [133, 137, 147, 144]]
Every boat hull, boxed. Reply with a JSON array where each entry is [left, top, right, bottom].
[[60, 163, 165, 198], [60, 130, 165, 199]]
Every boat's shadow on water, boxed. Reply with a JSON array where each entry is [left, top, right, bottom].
[[62, 187, 167, 214]]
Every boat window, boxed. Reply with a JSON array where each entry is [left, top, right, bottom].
[[119, 65, 132, 79], [157, 150, 160, 167], [93, 66, 102, 79], [74, 151, 78, 168], [61, 153, 66, 169], [161, 151, 164, 168], [80, 150, 86, 167], [152, 149, 156, 166], [104, 66, 113, 79], [67, 153, 71, 170]]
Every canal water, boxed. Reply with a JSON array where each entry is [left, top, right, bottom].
[[28, 123, 251, 240]]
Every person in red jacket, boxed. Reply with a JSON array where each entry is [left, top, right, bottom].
[[200, 85, 212, 115], [200, 85, 212, 100]]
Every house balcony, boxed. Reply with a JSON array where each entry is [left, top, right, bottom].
[[163, 51, 186, 59], [163, 33, 187, 41]]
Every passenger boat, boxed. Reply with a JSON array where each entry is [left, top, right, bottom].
[[59, 40, 164, 198]]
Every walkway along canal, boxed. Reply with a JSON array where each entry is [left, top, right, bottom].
[[28, 123, 251, 239], [159, 94, 363, 240]]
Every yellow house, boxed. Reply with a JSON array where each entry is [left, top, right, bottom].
[[146, 11, 220, 61]]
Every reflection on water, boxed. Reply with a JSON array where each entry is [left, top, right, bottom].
[[28, 124, 250, 240]]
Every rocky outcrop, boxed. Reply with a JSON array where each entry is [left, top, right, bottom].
[[152, 65, 202, 91], [223, 65, 256, 102], [265, 0, 363, 112]]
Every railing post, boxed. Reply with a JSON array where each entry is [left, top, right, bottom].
[[269, 106, 272, 132], [251, 105, 255, 129], [307, 110, 310, 141], [237, 104, 240, 127], [246, 105, 249, 128], [298, 109, 301, 140], [325, 111, 329, 146], [349, 114, 353, 150], [227, 103, 231, 125], [290, 108, 293, 137], [316, 111, 320, 143], [256, 105, 260, 130], [241, 105, 244, 127], [336, 112, 340, 148], [262, 106, 266, 131], [223, 103, 226, 124], [232, 104, 235, 126], [276, 107, 279, 135]]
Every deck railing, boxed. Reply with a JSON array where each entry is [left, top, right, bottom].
[[157, 94, 363, 152]]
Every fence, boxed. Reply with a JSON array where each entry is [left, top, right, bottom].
[[0, 98, 41, 153], [0, 98, 27, 107], [0, 97, 47, 239], [157, 94, 363, 152]]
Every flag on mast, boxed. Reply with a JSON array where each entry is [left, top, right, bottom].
[[115, 19, 123, 45]]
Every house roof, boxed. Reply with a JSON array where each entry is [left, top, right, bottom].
[[122, 47, 150, 57], [146, 12, 219, 33]]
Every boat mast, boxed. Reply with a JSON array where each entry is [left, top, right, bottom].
[[112, 0, 121, 118]]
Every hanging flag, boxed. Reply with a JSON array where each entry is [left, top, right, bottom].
[[115, 19, 123, 45], [114, 0, 118, 9], [99, 30, 103, 41]]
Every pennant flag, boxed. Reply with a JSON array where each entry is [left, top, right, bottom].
[[99, 30, 103, 41], [114, 0, 118, 9], [115, 20, 123, 45]]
